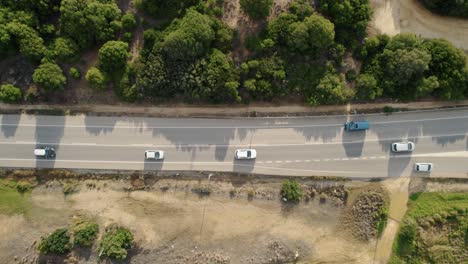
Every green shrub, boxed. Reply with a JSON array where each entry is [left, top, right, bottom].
[[33, 62, 67, 92], [0, 84, 22, 103], [375, 206, 389, 237], [15, 181, 32, 193], [395, 223, 417, 257], [122, 12, 137, 30], [38, 228, 71, 255], [85, 67, 107, 90], [240, 0, 273, 19], [98, 41, 129, 74], [69, 67, 81, 79], [72, 215, 99, 247], [122, 32, 132, 43], [98, 226, 133, 260], [280, 180, 303, 202]]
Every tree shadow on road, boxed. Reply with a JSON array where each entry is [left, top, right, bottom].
[[1, 114, 20, 138], [35, 115, 65, 168], [342, 130, 366, 157]]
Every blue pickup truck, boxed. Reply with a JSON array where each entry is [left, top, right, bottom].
[[344, 121, 369, 131]]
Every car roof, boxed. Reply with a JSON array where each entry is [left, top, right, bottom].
[[34, 149, 46, 155]]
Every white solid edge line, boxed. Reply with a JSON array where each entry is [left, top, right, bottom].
[[0, 158, 377, 175], [2, 114, 468, 129]]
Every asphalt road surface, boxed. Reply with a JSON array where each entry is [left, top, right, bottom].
[[0, 108, 467, 178]]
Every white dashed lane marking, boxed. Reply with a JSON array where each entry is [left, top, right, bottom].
[[260, 156, 389, 164]]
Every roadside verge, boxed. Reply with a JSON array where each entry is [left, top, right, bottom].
[[1, 100, 468, 118]]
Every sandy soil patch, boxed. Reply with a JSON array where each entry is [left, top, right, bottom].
[[370, 0, 468, 51]]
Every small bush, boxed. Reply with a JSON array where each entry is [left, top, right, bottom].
[[280, 180, 303, 202], [38, 228, 71, 255], [16, 181, 32, 193], [98, 226, 133, 260], [69, 67, 81, 79], [375, 206, 389, 237], [86, 67, 107, 90], [0, 84, 22, 103], [72, 215, 99, 247], [62, 181, 78, 195], [25, 85, 39, 101], [191, 185, 212, 196], [383, 106, 395, 114]]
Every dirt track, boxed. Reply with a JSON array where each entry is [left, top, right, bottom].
[[370, 0, 468, 51]]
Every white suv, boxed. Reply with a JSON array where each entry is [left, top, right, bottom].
[[235, 149, 257, 160], [391, 142, 415, 152], [145, 150, 164, 160]]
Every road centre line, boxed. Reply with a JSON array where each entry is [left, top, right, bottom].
[[2, 114, 468, 129], [3, 132, 466, 148]]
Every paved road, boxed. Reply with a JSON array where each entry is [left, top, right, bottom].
[[0, 109, 467, 178]]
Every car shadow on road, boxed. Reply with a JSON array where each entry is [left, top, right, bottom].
[[35, 115, 65, 168], [342, 130, 366, 157], [1, 114, 20, 138]]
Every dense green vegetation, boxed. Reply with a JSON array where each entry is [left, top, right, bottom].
[[419, 0, 468, 18], [391, 192, 468, 264], [99, 225, 134, 260], [38, 228, 71, 255], [0, 0, 467, 106], [240, 0, 273, 19]]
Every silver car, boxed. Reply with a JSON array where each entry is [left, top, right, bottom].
[[235, 149, 257, 160], [414, 163, 433, 172], [391, 142, 415, 152]]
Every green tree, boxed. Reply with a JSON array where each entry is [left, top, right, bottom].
[[198, 49, 240, 103], [382, 48, 431, 99], [0, 84, 22, 103], [309, 72, 353, 105], [86, 67, 106, 89], [280, 180, 303, 202], [355, 73, 381, 100], [38, 228, 71, 255], [98, 226, 133, 260], [318, 0, 372, 47], [267, 13, 298, 46], [121, 12, 137, 30], [98, 41, 129, 74], [60, 0, 122, 49], [423, 38, 468, 100], [135, 0, 201, 18], [240, 0, 273, 19], [50, 37, 79, 62], [420, 0, 468, 18], [33, 62, 66, 92], [287, 14, 335, 52], [160, 9, 215, 60], [241, 56, 286, 100], [5, 22, 46, 60]]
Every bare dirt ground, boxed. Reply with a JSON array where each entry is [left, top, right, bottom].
[[370, 0, 468, 51], [0, 173, 384, 264]]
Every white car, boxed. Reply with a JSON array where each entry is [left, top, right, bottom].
[[414, 163, 433, 172], [391, 142, 415, 152], [235, 149, 257, 160], [145, 150, 164, 160], [34, 146, 56, 158]]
